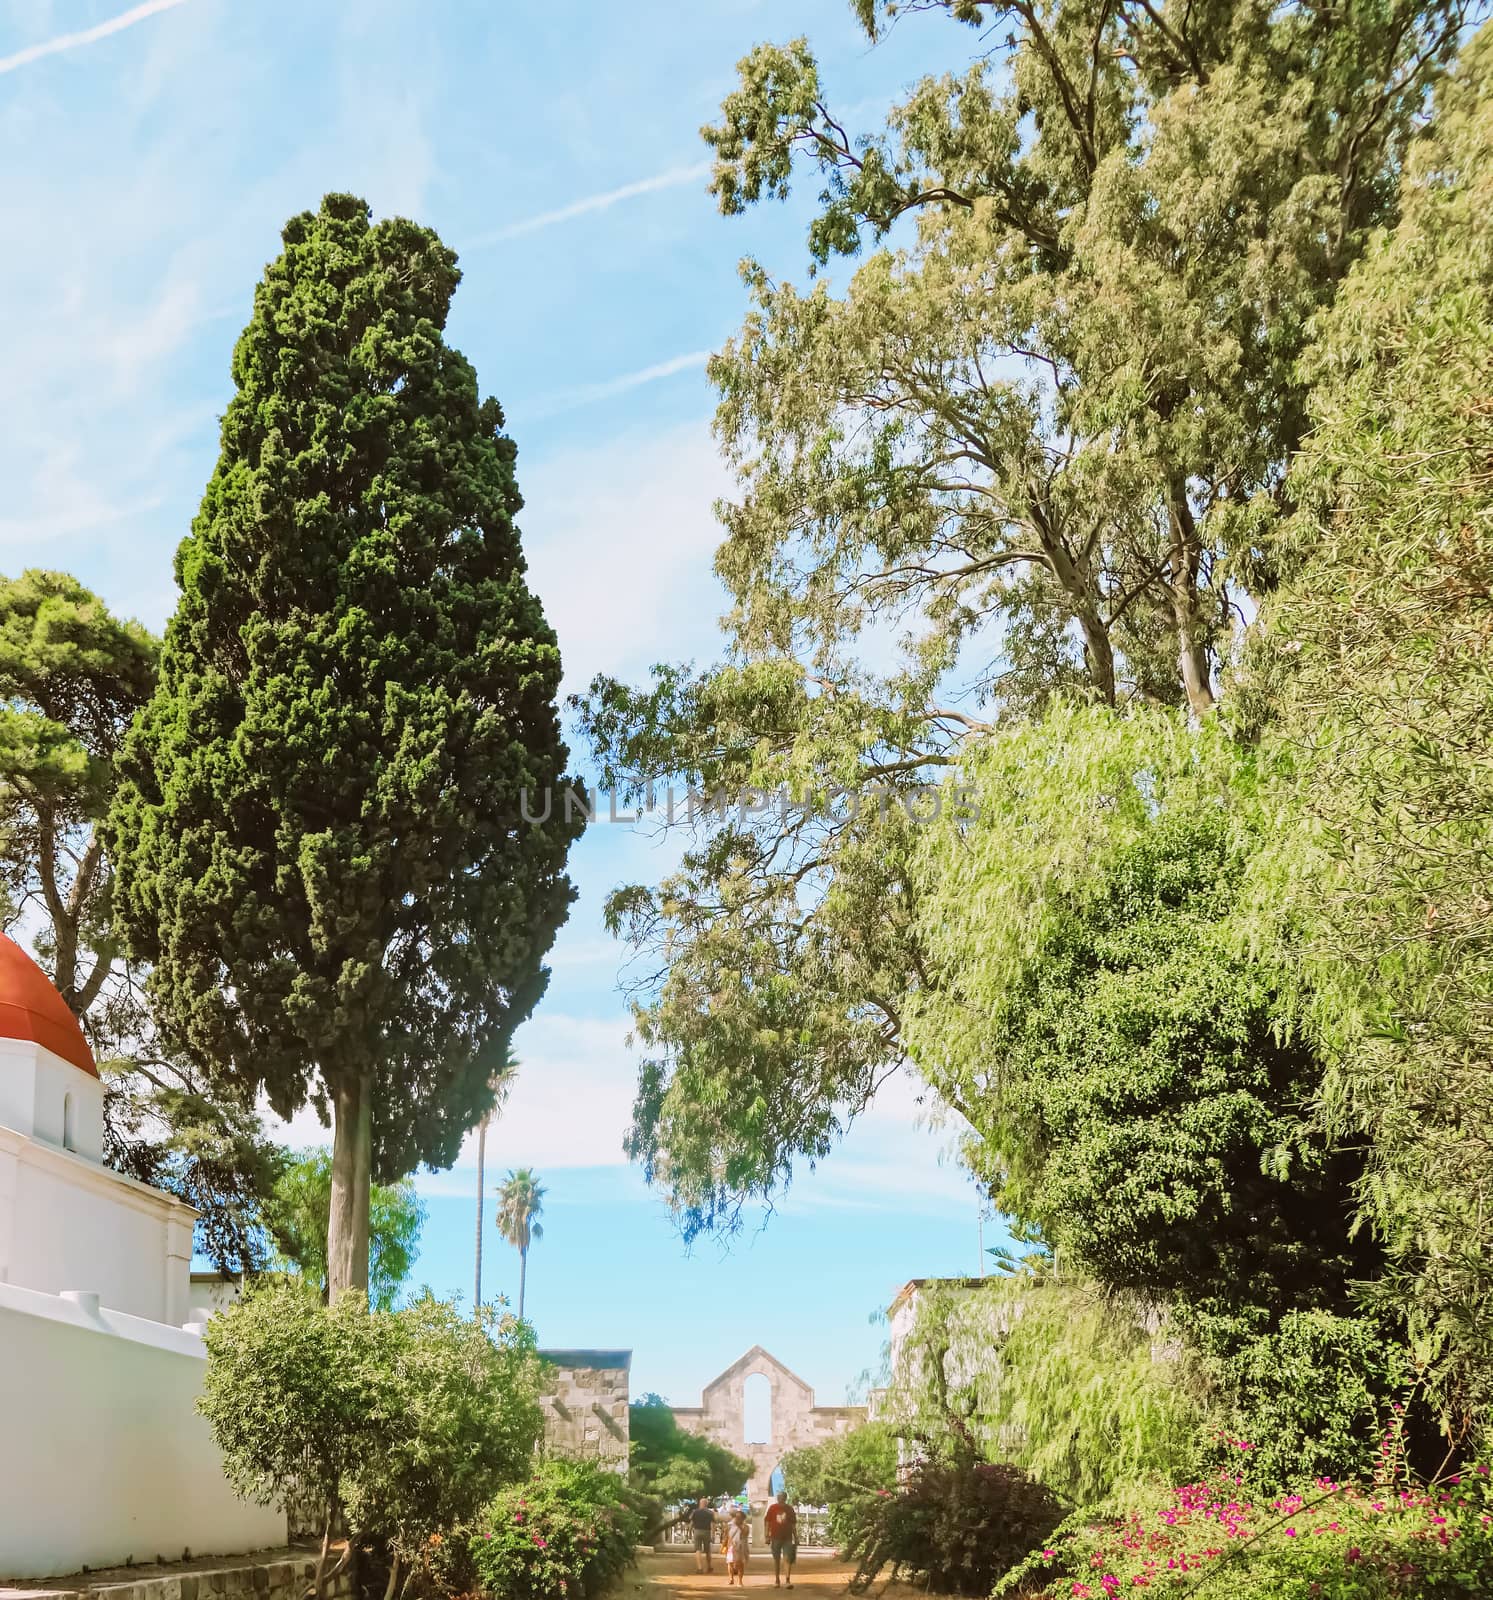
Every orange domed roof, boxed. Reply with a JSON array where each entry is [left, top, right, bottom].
[[0, 934, 97, 1077]]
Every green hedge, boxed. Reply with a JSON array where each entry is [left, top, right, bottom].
[[470, 1459, 643, 1600]]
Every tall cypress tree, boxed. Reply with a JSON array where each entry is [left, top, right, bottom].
[[110, 194, 581, 1299]]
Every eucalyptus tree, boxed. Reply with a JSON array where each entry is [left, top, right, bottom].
[[111, 194, 581, 1301], [584, 0, 1470, 1233]]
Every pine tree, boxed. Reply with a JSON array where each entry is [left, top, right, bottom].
[[110, 193, 581, 1300]]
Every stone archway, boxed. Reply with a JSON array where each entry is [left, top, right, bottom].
[[670, 1345, 867, 1503]]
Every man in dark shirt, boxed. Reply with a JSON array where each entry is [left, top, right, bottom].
[[690, 1498, 717, 1573], [765, 1492, 798, 1588]]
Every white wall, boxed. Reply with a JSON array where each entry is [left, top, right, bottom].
[[0, 1127, 195, 1324], [0, 1281, 285, 1579], [0, 1038, 105, 1160]]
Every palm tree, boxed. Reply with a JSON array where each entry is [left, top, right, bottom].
[[495, 1167, 545, 1322], [473, 1049, 518, 1312]]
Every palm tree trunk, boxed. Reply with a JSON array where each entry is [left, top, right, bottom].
[[474, 1114, 488, 1311], [518, 1245, 528, 1322]]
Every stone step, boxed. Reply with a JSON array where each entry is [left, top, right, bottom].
[[0, 1548, 353, 1600]]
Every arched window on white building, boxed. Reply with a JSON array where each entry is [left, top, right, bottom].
[[62, 1092, 77, 1152]]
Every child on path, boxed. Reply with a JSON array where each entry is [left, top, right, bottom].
[[722, 1507, 750, 1585]]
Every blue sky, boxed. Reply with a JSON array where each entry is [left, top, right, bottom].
[[0, 0, 1006, 1408]]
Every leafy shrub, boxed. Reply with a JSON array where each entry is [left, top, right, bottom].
[[628, 1393, 750, 1508], [470, 1459, 643, 1600], [1190, 1307, 1419, 1487], [840, 1455, 1065, 1595], [1002, 1463, 1493, 1598], [200, 1283, 543, 1600], [781, 1424, 899, 1543], [883, 1279, 1209, 1505]]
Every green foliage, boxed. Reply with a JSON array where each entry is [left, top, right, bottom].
[[109, 193, 580, 1294], [469, 1458, 643, 1600], [627, 1394, 750, 1506], [0, 568, 280, 1273], [200, 1281, 371, 1532], [840, 1455, 1064, 1596], [1257, 25, 1493, 1428], [1008, 1464, 1493, 1599], [781, 1422, 898, 1506], [907, 710, 1424, 1481], [0, 568, 156, 849], [883, 1279, 1208, 1507], [579, 656, 941, 1237], [112, 1086, 286, 1277], [584, 0, 1469, 1230], [915, 729, 1374, 1314], [781, 1424, 899, 1544], [200, 1282, 542, 1596], [349, 1295, 543, 1583], [266, 1147, 426, 1311], [1199, 1311, 1416, 1490], [496, 1167, 544, 1319]]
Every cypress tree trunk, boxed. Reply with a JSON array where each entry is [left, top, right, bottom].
[[474, 1114, 488, 1310], [328, 1071, 372, 1301]]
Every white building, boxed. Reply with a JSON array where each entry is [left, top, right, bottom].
[[0, 933, 284, 1579]]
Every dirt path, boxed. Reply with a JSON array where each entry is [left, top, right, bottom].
[[624, 1548, 859, 1600]]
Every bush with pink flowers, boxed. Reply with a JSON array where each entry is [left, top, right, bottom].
[[998, 1461, 1493, 1598], [468, 1459, 643, 1600]]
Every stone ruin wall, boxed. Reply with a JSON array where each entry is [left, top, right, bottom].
[[671, 1346, 866, 1503], [535, 1345, 868, 1504], [538, 1355, 630, 1468]]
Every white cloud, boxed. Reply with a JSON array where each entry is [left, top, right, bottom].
[[423, 1014, 638, 1187], [259, 1013, 639, 1178], [0, 0, 195, 75], [470, 161, 712, 247], [519, 418, 731, 693], [530, 350, 711, 419]]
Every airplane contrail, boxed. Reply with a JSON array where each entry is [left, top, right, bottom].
[[473, 161, 713, 247], [533, 351, 711, 418], [0, 0, 195, 77]]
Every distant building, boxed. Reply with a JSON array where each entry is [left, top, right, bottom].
[[886, 1277, 989, 1371], [538, 1348, 632, 1468], [880, 1277, 1011, 1459], [671, 1345, 866, 1504]]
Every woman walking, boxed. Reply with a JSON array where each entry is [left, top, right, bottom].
[[723, 1508, 750, 1586]]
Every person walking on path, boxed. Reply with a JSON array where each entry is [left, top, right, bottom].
[[690, 1498, 717, 1574], [723, 1507, 750, 1586], [765, 1492, 798, 1588]]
